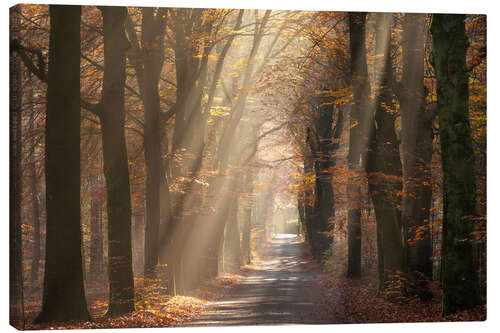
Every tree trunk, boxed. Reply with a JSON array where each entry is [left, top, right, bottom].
[[303, 148, 314, 244], [400, 13, 434, 298], [223, 196, 241, 272], [306, 104, 338, 262], [9, 5, 24, 328], [347, 12, 370, 278], [29, 140, 41, 286], [141, 8, 166, 280], [215, 11, 271, 172], [165, 10, 246, 291], [24, 71, 42, 288], [99, 6, 135, 316], [133, 214, 145, 278], [34, 5, 90, 323], [89, 173, 104, 281], [125, 8, 169, 281], [366, 13, 404, 292], [430, 14, 481, 316], [241, 171, 254, 265]]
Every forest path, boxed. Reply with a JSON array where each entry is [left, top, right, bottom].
[[183, 234, 342, 326]]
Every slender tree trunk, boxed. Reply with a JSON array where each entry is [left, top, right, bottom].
[[241, 171, 254, 265], [141, 8, 167, 279], [9, 5, 24, 328], [29, 142, 41, 286], [200, 176, 235, 280], [167, 11, 208, 291], [400, 13, 434, 298], [35, 5, 90, 323], [303, 148, 314, 244], [89, 173, 104, 281], [25, 71, 42, 288], [431, 14, 481, 316], [216, 11, 271, 172], [125, 8, 169, 281], [224, 195, 241, 272], [365, 13, 404, 292], [165, 10, 246, 291], [346, 12, 369, 278], [133, 214, 145, 278], [99, 6, 135, 316], [306, 106, 335, 262], [297, 182, 306, 239]]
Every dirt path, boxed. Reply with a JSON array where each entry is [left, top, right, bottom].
[[184, 234, 343, 326]]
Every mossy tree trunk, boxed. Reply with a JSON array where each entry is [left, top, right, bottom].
[[34, 5, 91, 323], [430, 14, 481, 316]]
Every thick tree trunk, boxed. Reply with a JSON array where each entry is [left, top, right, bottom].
[[347, 12, 369, 278], [431, 14, 481, 316], [35, 5, 90, 323], [9, 5, 24, 328], [99, 6, 135, 316], [400, 13, 434, 298]]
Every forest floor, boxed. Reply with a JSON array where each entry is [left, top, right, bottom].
[[20, 234, 485, 330], [23, 265, 242, 329], [319, 275, 486, 324]]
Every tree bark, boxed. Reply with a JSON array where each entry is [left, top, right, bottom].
[[29, 136, 41, 286], [89, 173, 104, 281], [125, 8, 170, 281], [99, 6, 135, 316], [141, 8, 167, 279], [400, 13, 434, 298], [305, 103, 342, 263], [430, 14, 481, 316], [34, 5, 90, 323], [347, 12, 369, 278], [365, 13, 405, 292], [223, 195, 241, 272], [303, 147, 314, 245], [241, 171, 254, 265]]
